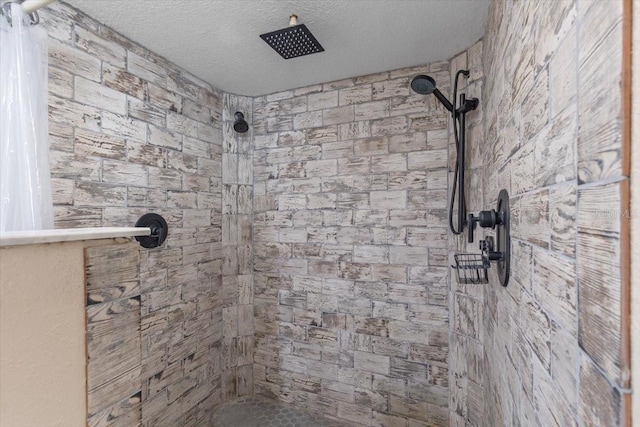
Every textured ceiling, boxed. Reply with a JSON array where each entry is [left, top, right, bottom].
[[66, 0, 489, 96]]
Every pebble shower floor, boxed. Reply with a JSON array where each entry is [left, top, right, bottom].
[[211, 396, 352, 427]]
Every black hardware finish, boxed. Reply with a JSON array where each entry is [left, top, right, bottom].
[[468, 209, 501, 243], [457, 189, 511, 287], [135, 213, 168, 249], [410, 70, 479, 235], [410, 75, 454, 112], [453, 253, 489, 284], [457, 97, 480, 115], [496, 189, 511, 286], [458, 94, 466, 234], [467, 213, 477, 243], [479, 237, 502, 261], [260, 24, 324, 59], [233, 112, 249, 134]]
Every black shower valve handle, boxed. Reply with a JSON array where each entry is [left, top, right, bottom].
[[479, 237, 503, 261], [468, 209, 502, 243], [479, 238, 491, 253], [468, 213, 478, 243], [477, 209, 500, 228]]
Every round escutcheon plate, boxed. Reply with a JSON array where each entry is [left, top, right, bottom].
[[496, 189, 510, 287], [135, 213, 168, 248]]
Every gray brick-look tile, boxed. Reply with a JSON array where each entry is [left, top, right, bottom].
[[44, 3, 227, 426], [462, 1, 627, 426], [253, 62, 452, 425], [44, 1, 627, 426]]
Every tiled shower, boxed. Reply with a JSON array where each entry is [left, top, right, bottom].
[[33, 0, 631, 426], [250, 60, 456, 426]]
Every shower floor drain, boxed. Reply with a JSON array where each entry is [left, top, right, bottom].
[[211, 396, 350, 427]]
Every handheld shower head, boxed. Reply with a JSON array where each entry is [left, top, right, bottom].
[[410, 75, 436, 95], [410, 69, 480, 237], [410, 74, 453, 113]]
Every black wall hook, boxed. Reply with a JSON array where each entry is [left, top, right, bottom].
[[135, 213, 168, 248]]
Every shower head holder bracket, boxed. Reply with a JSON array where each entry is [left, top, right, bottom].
[[456, 96, 479, 116]]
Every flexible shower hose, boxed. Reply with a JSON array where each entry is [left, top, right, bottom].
[[449, 69, 468, 235]]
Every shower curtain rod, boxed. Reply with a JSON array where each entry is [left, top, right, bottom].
[[0, 0, 54, 24], [20, 0, 55, 13], [1, 0, 55, 13]]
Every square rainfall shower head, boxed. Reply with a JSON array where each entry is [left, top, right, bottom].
[[260, 24, 324, 60]]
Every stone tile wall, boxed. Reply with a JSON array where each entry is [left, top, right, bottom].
[[40, 2, 228, 425], [37, 1, 632, 426], [450, 1, 631, 426], [85, 242, 142, 426], [220, 94, 255, 400], [252, 64, 453, 425], [447, 40, 486, 426]]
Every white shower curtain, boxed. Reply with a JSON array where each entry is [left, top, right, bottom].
[[0, 2, 53, 232]]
